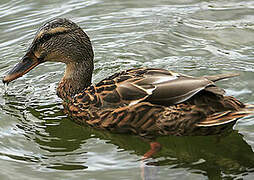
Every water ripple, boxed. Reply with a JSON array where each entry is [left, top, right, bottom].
[[0, 0, 254, 179]]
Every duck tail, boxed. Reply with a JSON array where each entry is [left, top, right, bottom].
[[196, 104, 254, 127], [204, 73, 240, 82]]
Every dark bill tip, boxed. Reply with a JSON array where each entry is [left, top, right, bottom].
[[2, 52, 40, 84]]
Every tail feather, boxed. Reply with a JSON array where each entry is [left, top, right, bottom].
[[204, 73, 240, 82], [196, 105, 254, 127]]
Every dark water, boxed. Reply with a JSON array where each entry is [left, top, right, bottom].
[[1, 0, 254, 179]]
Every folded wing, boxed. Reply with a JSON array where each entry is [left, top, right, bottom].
[[100, 68, 225, 106]]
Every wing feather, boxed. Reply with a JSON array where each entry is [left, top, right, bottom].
[[83, 68, 237, 108]]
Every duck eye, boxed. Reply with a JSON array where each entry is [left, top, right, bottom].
[[40, 34, 51, 42]]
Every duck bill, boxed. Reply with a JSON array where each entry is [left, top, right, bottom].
[[3, 52, 40, 84]]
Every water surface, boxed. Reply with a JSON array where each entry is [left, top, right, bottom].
[[0, 0, 254, 179]]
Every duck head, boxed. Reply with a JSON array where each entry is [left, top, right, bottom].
[[3, 18, 94, 99]]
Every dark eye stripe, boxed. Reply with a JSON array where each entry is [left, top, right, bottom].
[[39, 31, 64, 43], [35, 27, 80, 45]]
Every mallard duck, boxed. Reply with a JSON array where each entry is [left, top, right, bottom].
[[3, 18, 253, 157]]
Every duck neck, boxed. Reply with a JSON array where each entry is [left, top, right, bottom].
[[57, 61, 94, 101]]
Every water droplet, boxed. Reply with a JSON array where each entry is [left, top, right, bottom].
[[4, 83, 9, 93]]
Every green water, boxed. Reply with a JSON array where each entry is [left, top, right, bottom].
[[0, 0, 254, 179]]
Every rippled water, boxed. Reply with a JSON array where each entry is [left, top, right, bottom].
[[1, 0, 254, 179]]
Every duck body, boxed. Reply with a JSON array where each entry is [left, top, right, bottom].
[[61, 67, 246, 137], [3, 18, 253, 138]]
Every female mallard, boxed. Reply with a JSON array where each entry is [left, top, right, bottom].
[[3, 18, 253, 157]]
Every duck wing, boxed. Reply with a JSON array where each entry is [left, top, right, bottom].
[[90, 68, 238, 107], [136, 70, 214, 105]]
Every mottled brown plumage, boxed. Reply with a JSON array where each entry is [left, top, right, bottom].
[[3, 18, 254, 138], [65, 67, 252, 137]]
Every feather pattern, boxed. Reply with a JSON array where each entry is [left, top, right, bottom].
[[64, 68, 253, 137]]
